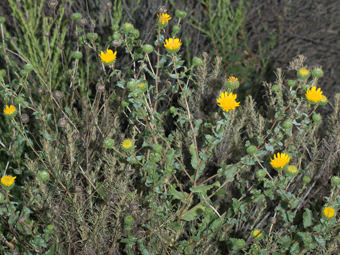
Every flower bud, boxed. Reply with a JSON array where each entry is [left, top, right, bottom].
[[192, 57, 203, 67], [20, 113, 29, 124], [331, 176, 340, 186], [24, 63, 34, 72], [297, 68, 310, 80], [72, 51, 83, 59], [247, 145, 257, 156], [104, 138, 115, 149], [287, 80, 296, 88], [131, 29, 140, 38], [113, 32, 120, 40], [312, 113, 321, 123], [38, 170, 50, 182], [303, 176, 311, 184], [285, 165, 298, 176], [312, 67, 324, 78], [124, 215, 134, 226], [172, 25, 181, 34], [256, 169, 266, 179], [271, 84, 279, 92], [143, 44, 154, 54], [71, 12, 82, 21], [122, 23, 134, 33], [86, 32, 98, 41], [175, 10, 187, 18]]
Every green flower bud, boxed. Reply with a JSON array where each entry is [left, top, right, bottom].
[[124, 215, 134, 226], [131, 29, 140, 38], [256, 169, 267, 179], [72, 51, 83, 59], [247, 145, 257, 156], [104, 138, 115, 149], [71, 12, 82, 21], [38, 170, 50, 182], [192, 57, 203, 67], [331, 176, 340, 186], [303, 176, 311, 184], [24, 63, 34, 72], [287, 80, 296, 88], [127, 80, 137, 90], [175, 10, 187, 18], [45, 224, 54, 234], [297, 68, 310, 80], [0, 17, 5, 24], [143, 44, 154, 54], [113, 32, 121, 40], [86, 32, 98, 41], [172, 25, 181, 34], [285, 165, 298, 176], [122, 23, 134, 33], [288, 145, 296, 151], [312, 68, 324, 78], [272, 84, 279, 92], [20, 69, 28, 77], [312, 113, 322, 123], [15, 96, 25, 105], [283, 120, 293, 129]]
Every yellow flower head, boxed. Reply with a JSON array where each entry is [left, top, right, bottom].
[[1, 175, 16, 187], [270, 152, 290, 169], [305, 86, 324, 103], [252, 229, 263, 239], [228, 76, 238, 83], [164, 38, 182, 53], [158, 13, 171, 25], [216, 91, 240, 113], [322, 206, 335, 218], [99, 49, 117, 64], [286, 165, 298, 176], [122, 139, 134, 151], [138, 83, 145, 88], [3, 105, 16, 115]]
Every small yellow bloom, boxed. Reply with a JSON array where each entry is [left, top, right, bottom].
[[99, 49, 117, 64], [3, 105, 16, 115], [270, 152, 290, 169], [286, 165, 298, 176], [1, 175, 16, 187], [322, 206, 335, 218], [138, 83, 145, 88], [297, 68, 310, 79], [122, 139, 134, 151], [251, 229, 263, 239], [305, 86, 324, 103], [164, 38, 182, 53], [216, 91, 240, 113], [158, 13, 171, 25], [228, 76, 238, 83]]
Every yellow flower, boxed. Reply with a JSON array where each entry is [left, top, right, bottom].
[[305, 86, 324, 103], [164, 38, 182, 53], [270, 152, 290, 169], [216, 91, 240, 113], [297, 68, 310, 79], [99, 49, 117, 64], [322, 206, 335, 218], [158, 13, 171, 25], [228, 76, 238, 83], [251, 229, 263, 239], [122, 139, 134, 151], [1, 175, 16, 187], [3, 105, 16, 115]]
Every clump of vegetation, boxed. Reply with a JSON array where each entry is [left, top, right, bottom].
[[0, 0, 339, 254]]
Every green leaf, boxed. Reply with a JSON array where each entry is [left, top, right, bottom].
[[189, 143, 198, 170], [169, 186, 188, 203], [181, 205, 205, 221], [303, 208, 313, 228], [190, 184, 213, 194]]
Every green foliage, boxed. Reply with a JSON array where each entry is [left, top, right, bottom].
[[0, 1, 339, 254]]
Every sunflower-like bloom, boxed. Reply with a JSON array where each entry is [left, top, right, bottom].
[[270, 152, 290, 169], [164, 38, 182, 53], [99, 49, 117, 64], [216, 91, 240, 113], [1, 175, 16, 187], [305, 86, 325, 103], [251, 229, 263, 239], [121, 139, 134, 151], [322, 206, 335, 218], [158, 13, 171, 25], [3, 105, 16, 115]]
